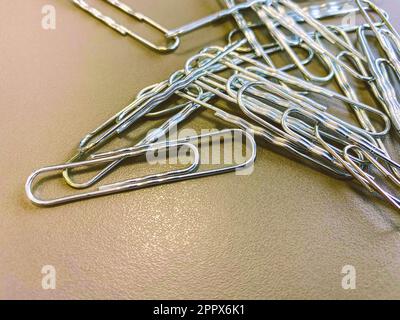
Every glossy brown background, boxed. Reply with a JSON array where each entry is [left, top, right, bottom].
[[1, 0, 400, 299]]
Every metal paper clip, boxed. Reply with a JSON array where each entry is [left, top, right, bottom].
[[72, 0, 180, 52], [26, 141, 199, 206], [27, 129, 257, 206]]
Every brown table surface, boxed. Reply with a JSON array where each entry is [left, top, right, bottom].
[[1, 0, 400, 299]]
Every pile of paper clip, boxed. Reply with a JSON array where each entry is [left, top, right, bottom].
[[26, 0, 400, 210]]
